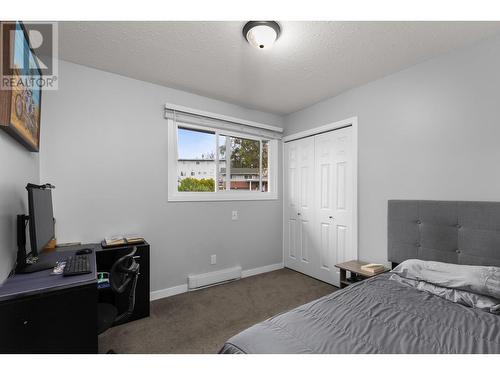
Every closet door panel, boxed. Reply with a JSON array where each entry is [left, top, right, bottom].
[[284, 142, 299, 266], [297, 137, 315, 270], [284, 137, 315, 274], [314, 133, 336, 284], [331, 127, 354, 269]]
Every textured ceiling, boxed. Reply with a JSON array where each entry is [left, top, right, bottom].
[[58, 21, 500, 115]]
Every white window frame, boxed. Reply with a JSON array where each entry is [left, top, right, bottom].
[[168, 119, 279, 202]]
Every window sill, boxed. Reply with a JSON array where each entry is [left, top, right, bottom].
[[168, 191, 278, 202]]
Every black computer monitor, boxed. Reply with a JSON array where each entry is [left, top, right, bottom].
[[27, 185, 55, 257], [16, 183, 56, 273]]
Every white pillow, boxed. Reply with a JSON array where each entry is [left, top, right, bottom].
[[392, 259, 500, 300], [390, 273, 500, 314]]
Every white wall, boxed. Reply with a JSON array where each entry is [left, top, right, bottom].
[[40, 61, 284, 293], [0, 132, 39, 281], [285, 34, 500, 265]]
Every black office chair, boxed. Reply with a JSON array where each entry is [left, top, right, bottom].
[[97, 247, 140, 336]]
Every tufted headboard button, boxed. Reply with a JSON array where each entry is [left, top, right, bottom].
[[456, 249, 461, 254]]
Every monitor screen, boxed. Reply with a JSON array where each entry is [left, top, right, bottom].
[[28, 186, 55, 257]]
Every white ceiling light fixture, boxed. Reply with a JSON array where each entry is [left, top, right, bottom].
[[243, 21, 281, 50]]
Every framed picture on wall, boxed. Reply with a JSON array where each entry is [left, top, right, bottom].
[[0, 21, 42, 152]]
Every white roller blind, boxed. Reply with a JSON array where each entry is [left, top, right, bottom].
[[165, 104, 283, 140]]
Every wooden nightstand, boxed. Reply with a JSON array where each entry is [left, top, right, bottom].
[[335, 260, 388, 289]]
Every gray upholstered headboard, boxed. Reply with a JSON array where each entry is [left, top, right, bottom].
[[388, 200, 500, 267]]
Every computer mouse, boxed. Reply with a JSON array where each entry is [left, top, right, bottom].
[[76, 248, 93, 255]]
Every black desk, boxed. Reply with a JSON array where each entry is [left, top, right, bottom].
[[0, 249, 98, 353], [0, 241, 150, 353]]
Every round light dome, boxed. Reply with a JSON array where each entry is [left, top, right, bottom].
[[243, 21, 281, 49]]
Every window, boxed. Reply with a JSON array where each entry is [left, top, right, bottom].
[[167, 114, 279, 201]]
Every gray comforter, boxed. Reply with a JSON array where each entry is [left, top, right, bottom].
[[219, 273, 500, 353]]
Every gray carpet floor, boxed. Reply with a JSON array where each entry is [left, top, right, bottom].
[[98, 268, 337, 353]]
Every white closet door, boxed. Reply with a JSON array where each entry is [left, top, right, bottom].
[[314, 131, 336, 284], [314, 126, 354, 285], [284, 126, 354, 286], [284, 141, 299, 266], [284, 137, 315, 276]]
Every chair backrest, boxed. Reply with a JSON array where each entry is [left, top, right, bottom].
[[109, 247, 140, 323]]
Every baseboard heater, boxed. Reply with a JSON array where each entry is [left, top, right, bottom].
[[188, 266, 242, 289]]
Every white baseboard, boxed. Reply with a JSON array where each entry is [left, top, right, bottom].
[[150, 283, 188, 301], [149, 262, 284, 301], [241, 262, 284, 278], [188, 266, 242, 289]]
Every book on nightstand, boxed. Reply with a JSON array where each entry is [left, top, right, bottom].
[[360, 263, 386, 275]]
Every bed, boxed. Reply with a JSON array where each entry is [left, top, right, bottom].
[[219, 200, 500, 354]]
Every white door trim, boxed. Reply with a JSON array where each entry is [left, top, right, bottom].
[[282, 116, 359, 277]]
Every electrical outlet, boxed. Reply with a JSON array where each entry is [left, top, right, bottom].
[[232, 210, 238, 220], [210, 254, 217, 265]]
